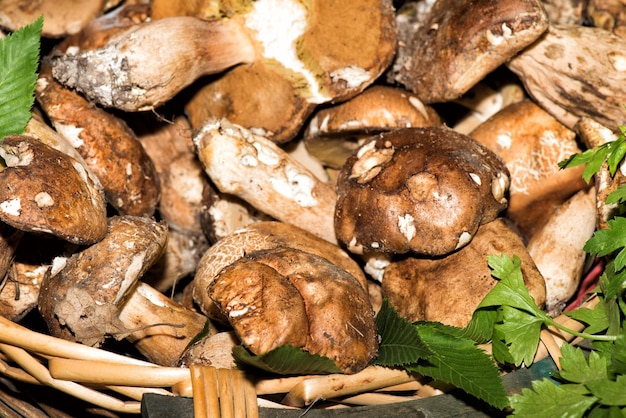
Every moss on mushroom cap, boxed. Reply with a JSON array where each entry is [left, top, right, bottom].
[[334, 127, 510, 256]]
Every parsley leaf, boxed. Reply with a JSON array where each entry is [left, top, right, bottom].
[[0, 15, 42, 139], [510, 379, 597, 418]]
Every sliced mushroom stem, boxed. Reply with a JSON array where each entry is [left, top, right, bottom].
[[52, 16, 256, 111], [118, 282, 210, 367]]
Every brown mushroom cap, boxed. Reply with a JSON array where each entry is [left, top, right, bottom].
[[335, 127, 510, 256], [382, 218, 546, 328], [389, 0, 548, 103], [0, 135, 107, 245], [303, 85, 442, 169], [210, 247, 377, 374]]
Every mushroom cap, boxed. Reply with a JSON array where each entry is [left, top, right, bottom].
[[470, 99, 587, 238], [334, 127, 510, 256], [303, 85, 442, 169], [389, 0, 548, 103], [0, 135, 108, 245], [381, 218, 546, 328]]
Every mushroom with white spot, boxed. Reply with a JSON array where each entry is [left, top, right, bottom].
[[193, 119, 338, 243], [38, 216, 168, 347], [0, 135, 107, 245], [302, 85, 442, 170], [382, 218, 546, 328], [388, 0, 548, 103], [334, 127, 510, 256]]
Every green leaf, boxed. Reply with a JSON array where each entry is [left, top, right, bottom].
[[409, 323, 509, 410], [493, 305, 543, 367], [557, 344, 608, 384], [510, 379, 597, 418], [558, 145, 611, 183], [0, 15, 42, 139], [479, 255, 550, 322], [606, 134, 626, 176], [584, 218, 626, 269], [374, 299, 431, 366], [586, 405, 625, 418], [587, 375, 626, 406], [606, 185, 626, 206], [462, 308, 497, 344], [232, 345, 342, 375], [565, 299, 610, 335], [609, 335, 626, 376]]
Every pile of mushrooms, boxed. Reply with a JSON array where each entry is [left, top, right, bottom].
[[0, 0, 621, 412]]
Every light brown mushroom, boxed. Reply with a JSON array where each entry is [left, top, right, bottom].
[[507, 24, 626, 131], [388, 0, 548, 103], [51, 0, 396, 129], [209, 247, 377, 374], [382, 218, 546, 328], [38, 216, 168, 346], [303, 85, 442, 170], [334, 127, 510, 256], [0, 0, 108, 38], [0, 135, 107, 245], [470, 99, 588, 238], [527, 188, 597, 317], [192, 221, 367, 322], [36, 58, 160, 217]]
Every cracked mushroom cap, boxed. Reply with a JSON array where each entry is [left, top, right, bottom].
[[334, 127, 510, 256]]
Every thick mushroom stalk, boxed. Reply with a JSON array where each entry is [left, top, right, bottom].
[[51, 16, 256, 111], [334, 127, 510, 256], [194, 119, 337, 244]]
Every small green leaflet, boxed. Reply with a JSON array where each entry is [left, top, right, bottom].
[[232, 345, 342, 375], [408, 322, 510, 410], [0, 15, 42, 140], [564, 298, 610, 335], [558, 125, 626, 182], [374, 299, 431, 366], [584, 217, 626, 270], [510, 379, 597, 418], [557, 344, 608, 384]]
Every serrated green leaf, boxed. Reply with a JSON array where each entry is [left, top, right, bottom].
[[565, 299, 610, 335], [494, 305, 543, 367], [606, 185, 626, 206], [584, 218, 626, 267], [510, 379, 597, 418], [0, 15, 42, 139], [232, 345, 342, 375], [558, 344, 608, 384], [607, 135, 626, 176], [587, 375, 626, 406], [609, 335, 626, 376], [462, 308, 497, 344], [374, 299, 431, 366], [480, 255, 550, 322], [586, 405, 625, 418], [409, 323, 509, 410]]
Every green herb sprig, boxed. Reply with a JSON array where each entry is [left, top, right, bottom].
[[0, 15, 42, 140]]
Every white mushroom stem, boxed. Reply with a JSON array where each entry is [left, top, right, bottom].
[[118, 282, 210, 367], [527, 187, 597, 316], [52, 16, 257, 110], [194, 119, 338, 244]]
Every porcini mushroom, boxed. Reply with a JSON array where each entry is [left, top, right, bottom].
[[388, 0, 548, 103], [0, 135, 107, 245], [38, 216, 168, 346], [470, 99, 588, 238], [51, 0, 397, 125], [194, 119, 337, 243], [209, 247, 377, 374], [303, 85, 442, 170], [382, 218, 546, 328], [334, 127, 510, 256]]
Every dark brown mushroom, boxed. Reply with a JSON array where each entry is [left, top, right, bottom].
[[388, 0, 548, 103], [0, 135, 107, 245], [334, 127, 510, 256]]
